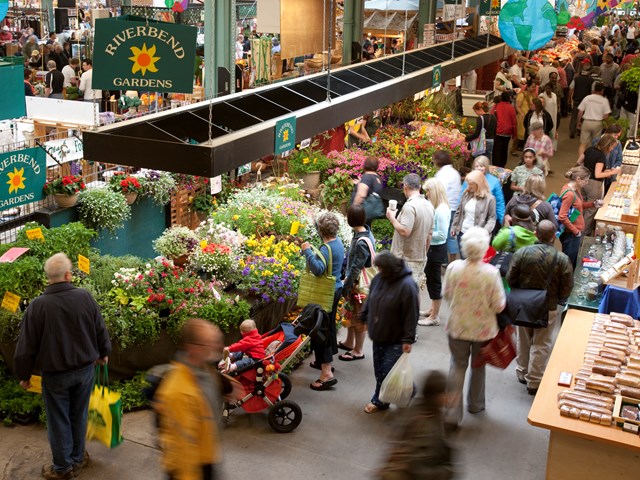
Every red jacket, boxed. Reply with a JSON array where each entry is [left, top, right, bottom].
[[228, 329, 265, 359], [492, 102, 517, 138]]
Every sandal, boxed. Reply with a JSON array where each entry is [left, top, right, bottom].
[[337, 341, 353, 351], [310, 361, 335, 372], [339, 351, 365, 361], [310, 377, 338, 391], [364, 402, 380, 414]]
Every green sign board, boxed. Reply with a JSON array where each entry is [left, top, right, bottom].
[[0, 148, 46, 210], [479, 0, 501, 16], [432, 65, 442, 89], [93, 15, 197, 93], [275, 116, 296, 154]]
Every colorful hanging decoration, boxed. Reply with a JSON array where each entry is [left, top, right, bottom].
[[498, 0, 558, 52], [0, 0, 8, 23], [566, 15, 586, 30], [164, 0, 189, 13]]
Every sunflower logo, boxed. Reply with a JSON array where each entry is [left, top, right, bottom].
[[128, 43, 160, 76], [6, 167, 26, 194]]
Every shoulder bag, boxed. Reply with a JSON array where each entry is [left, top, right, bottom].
[[506, 250, 559, 329], [362, 192, 385, 222], [357, 236, 378, 295], [547, 189, 580, 237], [489, 227, 516, 277], [470, 115, 487, 157], [297, 243, 336, 312]]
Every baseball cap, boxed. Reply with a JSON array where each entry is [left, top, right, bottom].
[[31, 50, 39, 57], [2, 26, 9, 31], [500, 61, 510, 70]]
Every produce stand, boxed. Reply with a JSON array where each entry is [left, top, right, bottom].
[[528, 309, 640, 479]]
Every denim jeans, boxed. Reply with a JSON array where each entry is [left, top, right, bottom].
[[42, 364, 95, 474], [559, 230, 582, 270], [371, 343, 404, 408]]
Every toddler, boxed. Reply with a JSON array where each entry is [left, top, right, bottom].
[[221, 319, 265, 372]]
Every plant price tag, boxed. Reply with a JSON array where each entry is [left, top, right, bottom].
[[1, 292, 20, 312], [290, 221, 300, 235], [26, 228, 44, 241], [78, 255, 90, 274], [419, 125, 427, 136], [28, 375, 42, 393]]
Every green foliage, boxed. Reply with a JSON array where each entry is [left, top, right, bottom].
[[111, 371, 151, 412], [288, 149, 331, 175], [100, 300, 161, 350], [603, 116, 631, 143], [371, 218, 394, 251], [153, 226, 199, 258], [0, 309, 23, 342], [168, 296, 251, 339], [16, 222, 97, 262], [78, 254, 148, 296], [191, 192, 213, 213], [321, 172, 353, 207], [620, 61, 640, 94], [0, 360, 44, 425], [0, 256, 47, 305]]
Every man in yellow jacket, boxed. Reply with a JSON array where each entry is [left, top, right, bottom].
[[155, 319, 239, 480]]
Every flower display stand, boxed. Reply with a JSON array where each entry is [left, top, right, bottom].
[[170, 186, 204, 229]]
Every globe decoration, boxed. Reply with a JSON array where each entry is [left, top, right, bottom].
[[498, 0, 558, 51], [0, 0, 9, 23], [556, 6, 570, 26]]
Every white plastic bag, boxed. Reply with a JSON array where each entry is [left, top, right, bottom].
[[379, 352, 414, 407]]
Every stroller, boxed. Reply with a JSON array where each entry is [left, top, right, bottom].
[[222, 307, 324, 433]]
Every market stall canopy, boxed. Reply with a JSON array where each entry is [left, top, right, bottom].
[[364, 10, 419, 32], [83, 35, 506, 177], [364, 0, 419, 10]]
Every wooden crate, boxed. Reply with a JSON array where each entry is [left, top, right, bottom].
[[170, 187, 202, 229]]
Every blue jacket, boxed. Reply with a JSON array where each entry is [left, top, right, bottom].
[[303, 238, 345, 289]]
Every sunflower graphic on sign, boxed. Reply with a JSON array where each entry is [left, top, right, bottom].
[[128, 43, 160, 76], [6, 167, 26, 194]]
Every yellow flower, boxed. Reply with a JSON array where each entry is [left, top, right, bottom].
[[232, 215, 240, 221], [302, 157, 310, 164]]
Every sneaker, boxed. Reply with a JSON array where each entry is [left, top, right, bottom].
[[418, 316, 440, 327], [41, 465, 74, 480], [419, 310, 433, 318], [516, 374, 526, 385], [527, 387, 539, 396], [72, 451, 90, 476]]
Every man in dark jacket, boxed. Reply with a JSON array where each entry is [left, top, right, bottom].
[[568, 62, 596, 138], [14, 253, 111, 480], [506, 221, 573, 395], [361, 251, 418, 413]]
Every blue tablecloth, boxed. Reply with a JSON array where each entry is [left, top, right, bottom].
[[598, 285, 640, 318]]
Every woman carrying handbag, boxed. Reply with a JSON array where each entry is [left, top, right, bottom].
[[339, 204, 376, 361], [301, 213, 345, 391]]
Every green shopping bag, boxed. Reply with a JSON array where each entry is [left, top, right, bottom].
[[297, 244, 335, 312], [86, 364, 123, 449]]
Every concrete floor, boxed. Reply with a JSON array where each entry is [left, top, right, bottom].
[[0, 116, 583, 480]]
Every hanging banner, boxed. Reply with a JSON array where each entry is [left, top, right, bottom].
[[0, 64, 26, 121], [432, 65, 442, 89], [0, 148, 46, 210], [498, 0, 557, 52], [92, 15, 197, 93]]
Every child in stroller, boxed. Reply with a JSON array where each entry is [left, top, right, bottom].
[[219, 319, 265, 373]]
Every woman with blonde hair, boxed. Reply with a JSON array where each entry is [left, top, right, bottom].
[[504, 174, 558, 228], [419, 178, 451, 327], [461, 155, 505, 225], [451, 171, 496, 258]]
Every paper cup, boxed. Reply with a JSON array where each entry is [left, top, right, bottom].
[[389, 200, 397, 210]]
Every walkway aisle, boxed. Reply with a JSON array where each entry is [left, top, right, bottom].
[[0, 120, 582, 480]]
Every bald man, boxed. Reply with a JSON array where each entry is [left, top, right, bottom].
[[507, 220, 573, 396], [155, 319, 240, 480], [15, 252, 111, 480]]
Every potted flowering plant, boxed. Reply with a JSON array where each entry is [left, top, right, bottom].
[[288, 149, 331, 189], [190, 242, 238, 284], [152, 226, 199, 266], [321, 171, 353, 214], [191, 192, 213, 221], [143, 170, 176, 207], [109, 172, 144, 204], [77, 187, 131, 234], [42, 175, 86, 208]]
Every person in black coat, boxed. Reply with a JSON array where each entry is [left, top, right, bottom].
[[362, 251, 418, 413], [523, 98, 554, 139]]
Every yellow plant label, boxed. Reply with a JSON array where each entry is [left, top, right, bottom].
[[28, 375, 42, 393], [1, 292, 20, 312], [395, 145, 399, 156], [290, 221, 300, 235], [26, 228, 44, 241], [78, 255, 90, 274], [200, 240, 208, 249], [461, 117, 467, 125], [420, 125, 426, 136]]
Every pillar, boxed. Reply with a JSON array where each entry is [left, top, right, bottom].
[[417, 0, 436, 44], [342, 0, 364, 65]]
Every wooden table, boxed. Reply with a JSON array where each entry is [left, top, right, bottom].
[[528, 309, 640, 479], [594, 179, 639, 235]]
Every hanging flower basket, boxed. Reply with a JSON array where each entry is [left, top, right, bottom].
[[53, 193, 79, 209], [124, 192, 138, 205]]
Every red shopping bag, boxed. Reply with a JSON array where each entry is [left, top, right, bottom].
[[472, 326, 516, 369]]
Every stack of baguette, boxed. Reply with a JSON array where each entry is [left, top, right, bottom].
[[558, 312, 640, 425]]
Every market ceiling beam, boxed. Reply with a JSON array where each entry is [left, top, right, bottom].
[[83, 34, 507, 177]]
